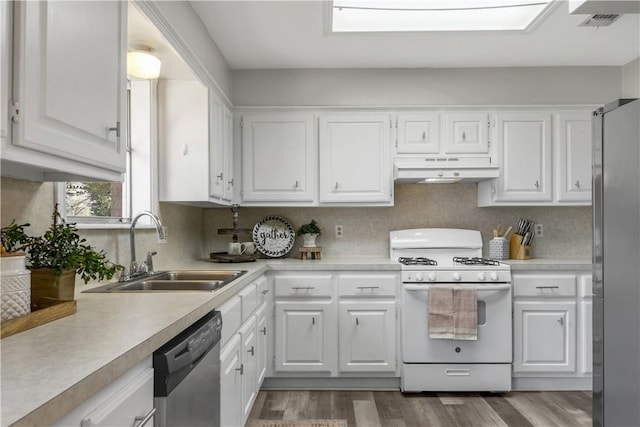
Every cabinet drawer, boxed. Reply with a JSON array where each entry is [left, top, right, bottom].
[[274, 274, 333, 298], [218, 295, 242, 346], [338, 274, 397, 297], [239, 283, 258, 321], [513, 274, 577, 297], [256, 276, 270, 305]]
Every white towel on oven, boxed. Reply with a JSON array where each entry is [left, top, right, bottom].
[[428, 287, 478, 340]]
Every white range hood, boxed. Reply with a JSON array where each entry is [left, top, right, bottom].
[[394, 156, 499, 184]]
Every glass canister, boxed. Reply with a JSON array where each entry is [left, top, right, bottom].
[[1, 254, 31, 321]]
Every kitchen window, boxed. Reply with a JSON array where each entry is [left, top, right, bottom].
[[56, 79, 158, 228]]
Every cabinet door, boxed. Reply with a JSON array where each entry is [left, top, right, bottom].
[[240, 315, 258, 423], [0, 1, 10, 149], [159, 80, 210, 202], [514, 301, 576, 373], [223, 104, 235, 201], [209, 93, 226, 200], [220, 334, 243, 427], [580, 299, 593, 375], [79, 369, 154, 427], [338, 301, 396, 373], [444, 112, 489, 154], [319, 114, 392, 204], [396, 113, 440, 154], [11, 1, 126, 176], [256, 303, 268, 386], [241, 113, 316, 203], [275, 300, 336, 373], [555, 111, 592, 203], [494, 113, 552, 202]]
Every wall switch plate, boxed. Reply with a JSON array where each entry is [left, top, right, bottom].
[[335, 225, 343, 238], [534, 224, 543, 237]]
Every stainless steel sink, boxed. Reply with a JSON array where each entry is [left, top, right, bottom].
[[83, 270, 247, 293]]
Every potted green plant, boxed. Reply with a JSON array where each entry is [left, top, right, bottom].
[[26, 206, 122, 301], [1, 221, 33, 320], [297, 219, 321, 248]]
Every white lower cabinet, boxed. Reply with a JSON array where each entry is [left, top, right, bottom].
[[275, 300, 337, 374], [53, 358, 154, 427], [219, 275, 272, 427], [512, 271, 592, 390], [272, 271, 398, 378], [338, 300, 396, 372]]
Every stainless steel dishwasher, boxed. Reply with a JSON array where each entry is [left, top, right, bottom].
[[154, 311, 222, 427]]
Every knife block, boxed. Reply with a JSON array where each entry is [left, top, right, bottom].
[[510, 234, 532, 260]]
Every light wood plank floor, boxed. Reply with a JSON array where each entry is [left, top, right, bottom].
[[248, 390, 592, 427]]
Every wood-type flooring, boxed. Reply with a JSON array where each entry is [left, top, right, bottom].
[[248, 390, 592, 427]]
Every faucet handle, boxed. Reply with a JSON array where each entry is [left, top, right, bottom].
[[146, 251, 158, 275], [119, 267, 131, 282]]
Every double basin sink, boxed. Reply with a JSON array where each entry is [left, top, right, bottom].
[[84, 270, 247, 293]]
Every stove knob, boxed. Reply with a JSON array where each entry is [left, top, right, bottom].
[[478, 272, 486, 281], [452, 272, 462, 281], [427, 273, 437, 282], [415, 273, 424, 282], [490, 272, 499, 281]]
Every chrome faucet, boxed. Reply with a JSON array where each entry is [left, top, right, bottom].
[[127, 211, 165, 280]]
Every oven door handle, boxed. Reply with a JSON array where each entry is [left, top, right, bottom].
[[403, 284, 511, 291]]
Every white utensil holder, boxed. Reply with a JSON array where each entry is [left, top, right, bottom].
[[1, 255, 31, 321], [489, 237, 509, 260]]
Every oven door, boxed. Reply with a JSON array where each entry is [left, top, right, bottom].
[[402, 283, 512, 363]]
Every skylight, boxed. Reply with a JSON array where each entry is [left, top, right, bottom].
[[332, 0, 556, 32]]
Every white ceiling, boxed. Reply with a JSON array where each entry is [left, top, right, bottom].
[[190, 0, 640, 69]]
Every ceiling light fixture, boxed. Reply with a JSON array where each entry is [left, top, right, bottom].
[[127, 48, 161, 79], [332, 0, 556, 32]]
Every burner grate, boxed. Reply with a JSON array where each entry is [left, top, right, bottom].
[[453, 256, 500, 266], [398, 257, 438, 266]]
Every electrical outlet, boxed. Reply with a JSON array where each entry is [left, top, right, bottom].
[[335, 225, 344, 239], [534, 224, 543, 237]]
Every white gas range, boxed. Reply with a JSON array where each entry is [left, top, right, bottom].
[[390, 228, 512, 392]]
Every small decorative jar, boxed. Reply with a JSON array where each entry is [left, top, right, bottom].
[[1, 254, 31, 321], [489, 237, 510, 260]]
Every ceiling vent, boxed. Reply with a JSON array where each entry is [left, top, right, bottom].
[[579, 13, 621, 26]]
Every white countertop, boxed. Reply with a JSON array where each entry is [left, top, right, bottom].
[[504, 257, 592, 271], [0, 257, 398, 427]]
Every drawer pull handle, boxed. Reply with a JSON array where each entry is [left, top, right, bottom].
[[134, 408, 156, 427], [445, 369, 470, 376], [357, 286, 380, 290], [261, 327, 267, 335], [236, 364, 244, 375], [261, 289, 270, 295], [292, 286, 315, 291], [356, 317, 360, 326], [247, 346, 255, 356], [535, 286, 560, 290], [557, 318, 564, 326]]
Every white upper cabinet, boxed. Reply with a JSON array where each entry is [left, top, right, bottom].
[[319, 113, 393, 205], [3, 1, 127, 182], [209, 94, 234, 203], [0, 1, 10, 150], [241, 112, 316, 204], [396, 113, 440, 154], [555, 111, 592, 203], [444, 112, 490, 154], [490, 112, 553, 203]]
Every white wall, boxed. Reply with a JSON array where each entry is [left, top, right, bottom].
[[622, 57, 640, 98], [232, 66, 622, 106]]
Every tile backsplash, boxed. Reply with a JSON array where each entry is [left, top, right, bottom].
[[203, 184, 592, 259], [1, 178, 591, 266]]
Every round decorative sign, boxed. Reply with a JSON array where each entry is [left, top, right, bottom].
[[252, 216, 296, 258]]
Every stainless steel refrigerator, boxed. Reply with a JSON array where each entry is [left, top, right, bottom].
[[593, 98, 640, 427]]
